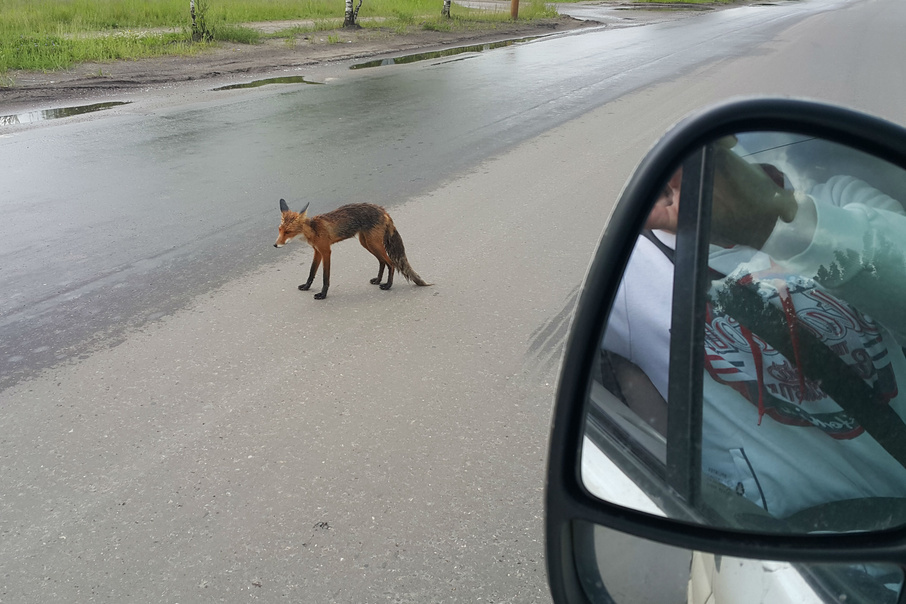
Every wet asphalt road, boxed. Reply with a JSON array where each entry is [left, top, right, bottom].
[[0, 0, 848, 390], [2, 0, 905, 601]]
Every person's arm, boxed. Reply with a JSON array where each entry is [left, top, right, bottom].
[[762, 175, 905, 265], [762, 175, 906, 340]]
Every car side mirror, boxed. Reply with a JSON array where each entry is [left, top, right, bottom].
[[546, 98, 906, 603]]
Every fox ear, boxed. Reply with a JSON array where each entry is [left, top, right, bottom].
[[300, 201, 310, 216], [279, 198, 290, 213]]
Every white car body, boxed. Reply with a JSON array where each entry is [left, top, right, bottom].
[[582, 436, 821, 604]]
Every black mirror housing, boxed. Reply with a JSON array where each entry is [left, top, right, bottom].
[[546, 97, 906, 603]]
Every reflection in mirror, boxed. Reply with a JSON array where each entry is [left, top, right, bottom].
[[583, 132, 906, 534], [574, 521, 905, 604]]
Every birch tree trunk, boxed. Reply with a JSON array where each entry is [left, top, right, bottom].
[[344, 0, 355, 27], [442, 0, 451, 17]]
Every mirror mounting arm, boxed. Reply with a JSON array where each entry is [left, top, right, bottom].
[[666, 145, 714, 508]]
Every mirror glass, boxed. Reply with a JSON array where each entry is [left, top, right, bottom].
[[574, 521, 905, 604], [582, 131, 906, 534]]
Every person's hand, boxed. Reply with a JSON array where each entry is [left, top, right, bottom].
[[710, 137, 798, 249]]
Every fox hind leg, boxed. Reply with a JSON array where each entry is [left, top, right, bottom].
[[359, 234, 387, 285], [370, 232, 395, 290], [380, 261, 395, 290], [370, 262, 387, 285], [360, 233, 394, 289], [376, 254, 394, 290]]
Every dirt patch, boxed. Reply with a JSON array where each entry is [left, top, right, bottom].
[[1, 17, 597, 112]]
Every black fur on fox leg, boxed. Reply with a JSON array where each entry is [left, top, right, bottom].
[[314, 291, 327, 300], [380, 269, 394, 290], [371, 262, 386, 285], [298, 283, 312, 291]]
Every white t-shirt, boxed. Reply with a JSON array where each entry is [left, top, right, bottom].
[[603, 177, 906, 519]]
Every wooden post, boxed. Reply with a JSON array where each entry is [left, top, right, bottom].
[[511, 0, 519, 19]]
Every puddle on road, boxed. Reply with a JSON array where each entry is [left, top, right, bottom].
[[212, 75, 323, 90], [0, 101, 131, 126], [350, 37, 538, 69], [614, 4, 710, 9]]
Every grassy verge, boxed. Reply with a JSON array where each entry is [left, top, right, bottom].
[[0, 0, 558, 75]]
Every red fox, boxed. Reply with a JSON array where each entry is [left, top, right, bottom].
[[274, 199, 431, 299]]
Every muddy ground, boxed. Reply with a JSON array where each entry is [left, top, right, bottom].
[[2, 18, 594, 111], [1, 1, 749, 112]]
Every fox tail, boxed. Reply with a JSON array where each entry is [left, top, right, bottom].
[[384, 225, 431, 286]]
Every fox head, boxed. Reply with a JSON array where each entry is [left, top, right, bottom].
[[274, 199, 310, 247]]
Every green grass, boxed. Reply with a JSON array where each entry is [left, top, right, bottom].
[[2, 32, 202, 72], [1, 0, 263, 72], [0, 0, 557, 74], [1, 0, 337, 30]]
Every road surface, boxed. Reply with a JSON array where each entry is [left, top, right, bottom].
[[1, 0, 904, 601]]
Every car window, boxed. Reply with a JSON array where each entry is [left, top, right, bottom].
[[584, 133, 906, 536]]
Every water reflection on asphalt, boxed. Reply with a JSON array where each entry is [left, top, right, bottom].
[[350, 38, 538, 69], [212, 75, 323, 90], [0, 101, 130, 126]]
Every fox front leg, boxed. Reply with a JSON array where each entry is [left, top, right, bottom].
[[299, 250, 321, 292], [314, 249, 331, 300]]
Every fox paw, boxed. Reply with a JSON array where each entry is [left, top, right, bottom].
[[314, 292, 327, 300], [379, 283, 392, 291], [298, 283, 311, 291], [369, 278, 382, 285]]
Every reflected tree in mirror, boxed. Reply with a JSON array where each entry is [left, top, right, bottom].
[[583, 132, 906, 536]]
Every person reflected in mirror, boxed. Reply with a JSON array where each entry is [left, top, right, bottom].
[[603, 137, 906, 525], [654, 139, 906, 337]]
